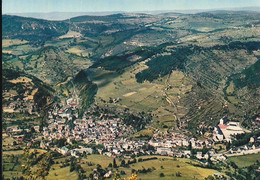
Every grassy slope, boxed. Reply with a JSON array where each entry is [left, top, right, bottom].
[[3, 152, 223, 180], [227, 153, 260, 168], [46, 155, 222, 180], [2, 15, 69, 42], [2, 68, 55, 112], [91, 42, 260, 130]]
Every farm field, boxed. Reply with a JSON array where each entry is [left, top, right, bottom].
[[227, 153, 260, 168], [2, 39, 28, 47], [90, 62, 191, 128], [45, 155, 224, 180], [128, 156, 222, 180], [3, 152, 223, 180]]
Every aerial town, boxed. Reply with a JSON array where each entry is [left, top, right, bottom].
[[2, 2, 260, 179], [3, 94, 260, 164]]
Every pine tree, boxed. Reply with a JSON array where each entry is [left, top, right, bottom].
[[113, 158, 117, 168], [120, 160, 126, 167]]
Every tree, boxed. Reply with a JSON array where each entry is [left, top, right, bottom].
[[113, 159, 117, 168], [108, 163, 112, 167], [56, 138, 66, 147], [226, 141, 231, 150], [120, 170, 126, 175], [30, 127, 36, 133], [188, 141, 192, 150], [207, 155, 212, 165], [159, 173, 165, 177], [176, 172, 181, 177], [70, 157, 76, 172], [205, 175, 215, 180], [230, 161, 238, 169], [120, 160, 126, 167], [82, 151, 87, 158], [133, 158, 136, 163]]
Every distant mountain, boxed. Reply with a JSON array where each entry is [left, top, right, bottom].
[[69, 13, 153, 22], [2, 15, 69, 42], [5, 11, 125, 20], [5, 6, 260, 20]]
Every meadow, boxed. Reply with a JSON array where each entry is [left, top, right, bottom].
[[227, 153, 260, 168], [46, 154, 223, 180]]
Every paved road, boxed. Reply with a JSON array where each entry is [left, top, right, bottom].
[[225, 148, 260, 157]]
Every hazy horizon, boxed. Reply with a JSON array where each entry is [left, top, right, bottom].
[[3, 0, 260, 14]]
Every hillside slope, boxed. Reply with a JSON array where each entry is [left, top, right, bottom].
[[2, 68, 55, 126], [2, 15, 69, 43]]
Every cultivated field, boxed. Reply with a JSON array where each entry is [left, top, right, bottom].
[[2, 39, 28, 47], [227, 153, 260, 168], [45, 155, 224, 180]]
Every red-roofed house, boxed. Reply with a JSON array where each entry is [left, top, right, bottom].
[[218, 125, 228, 129]]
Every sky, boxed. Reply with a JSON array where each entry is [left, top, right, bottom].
[[2, 0, 260, 14]]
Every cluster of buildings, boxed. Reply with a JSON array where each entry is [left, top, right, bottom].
[[3, 76, 41, 115], [2, 87, 39, 115], [37, 101, 260, 163], [41, 107, 137, 154], [2, 97, 37, 115], [149, 131, 213, 149], [3, 89, 259, 163], [213, 117, 247, 142], [39, 103, 229, 162]]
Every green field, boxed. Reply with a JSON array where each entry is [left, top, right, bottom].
[[90, 62, 192, 129], [227, 153, 260, 168], [2, 39, 28, 47], [46, 166, 78, 180], [3, 150, 25, 179], [3, 152, 224, 180], [46, 155, 224, 180]]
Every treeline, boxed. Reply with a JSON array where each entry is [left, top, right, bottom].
[[91, 54, 133, 73], [232, 130, 260, 147], [138, 157, 158, 162], [70, 13, 135, 23], [121, 111, 152, 131], [136, 46, 194, 83], [132, 167, 155, 174], [136, 41, 260, 83], [21, 151, 56, 179], [225, 161, 260, 180], [91, 47, 155, 73], [232, 59, 260, 89]]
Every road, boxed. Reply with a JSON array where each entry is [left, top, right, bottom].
[[224, 148, 260, 157]]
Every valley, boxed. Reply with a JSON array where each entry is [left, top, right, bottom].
[[2, 10, 260, 180]]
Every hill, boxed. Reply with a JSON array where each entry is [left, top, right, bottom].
[[2, 68, 55, 127], [2, 15, 69, 43], [2, 11, 260, 133]]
